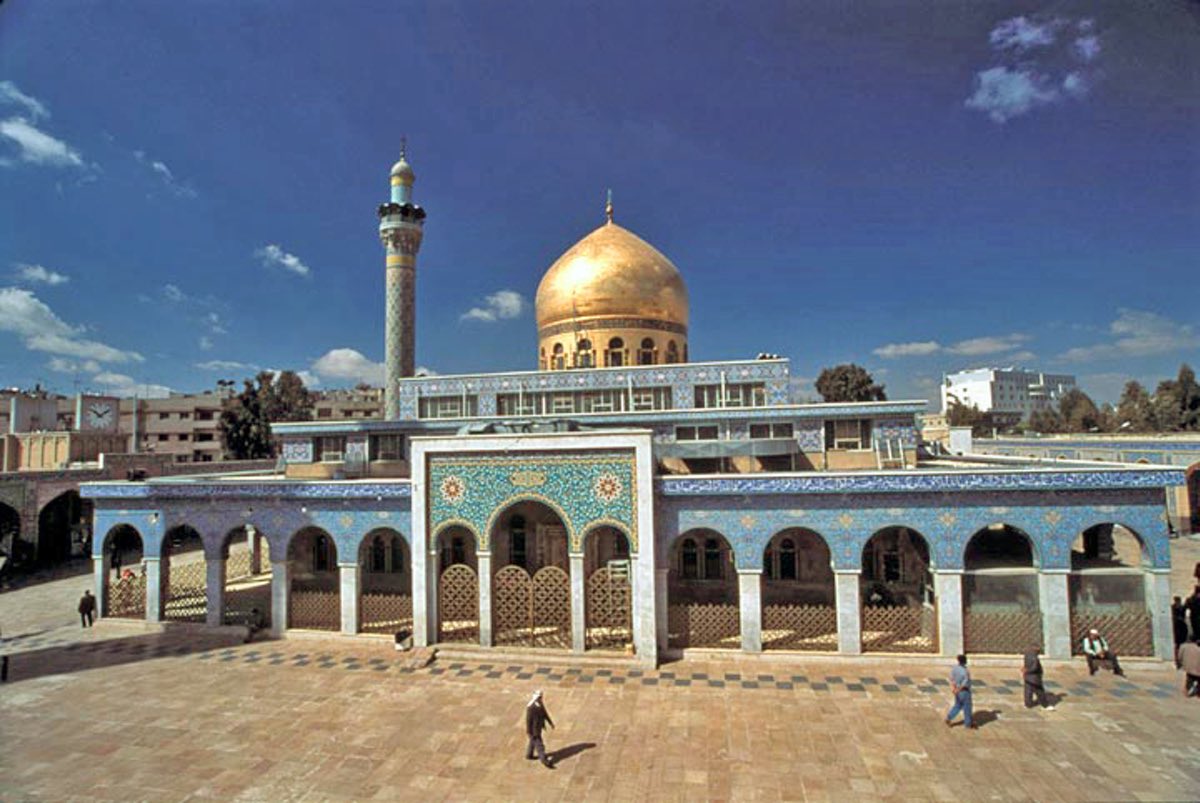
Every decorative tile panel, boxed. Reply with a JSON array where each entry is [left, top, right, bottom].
[[281, 440, 313, 463]]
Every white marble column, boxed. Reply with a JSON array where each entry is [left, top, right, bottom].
[[205, 558, 226, 627], [1146, 569, 1173, 661], [94, 554, 109, 617], [834, 570, 862, 655], [633, 557, 657, 665], [339, 563, 360, 635], [570, 554, 586, 652], [935, 570, 964, 657], [270, 560, 290, 637], [144, 557, 164, 623], [414, 549, 433, 647], [655, 568, 669, 652], [477, 552, 493, 647], [737, 569, 763, 653], [1039, 570, 1071, 659]]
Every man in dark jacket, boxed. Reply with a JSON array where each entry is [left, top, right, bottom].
[[525, 690, 555, 769], [1022, 648, 1054, 709], [77, 590, 96, 628]]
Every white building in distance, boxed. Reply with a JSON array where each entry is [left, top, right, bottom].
[[941, 368, 1076, 424]]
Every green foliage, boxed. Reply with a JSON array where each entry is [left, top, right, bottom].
[[1116, 381, 1154, 432], [1057, 388, 1102, 432], [219, 370, 314, 459], [1026, 364, 1200, 434], [814, 364, 887, 403]]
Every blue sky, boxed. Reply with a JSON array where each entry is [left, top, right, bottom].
[[1, 1, 1196, 405]]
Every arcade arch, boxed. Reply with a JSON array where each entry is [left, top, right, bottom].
[[860, 527, 937, 653], [583, 525, 632, 650], [359, 528, 412, 636], [162, 525, 206, 622], [102, 524, 145, 618], [0, 502, 20, 564], [963, 524, 1042, 654], [667, 529, 739, 649], [436, 525, 479, 643], [220, 526, 272, 628], [490, 501, 570, 649], [1068, 523, 1153, 656], [37, 490, 91, 564], [287, 527, 339, 631], [761, 528, 836, 651]]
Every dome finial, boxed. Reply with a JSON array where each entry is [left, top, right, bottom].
[[400, 135, 407, 160], [605, 188, 613, 224]]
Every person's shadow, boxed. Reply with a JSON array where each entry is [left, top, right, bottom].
[[972, 709, 1001, 728], [547, 742, 596, 765]]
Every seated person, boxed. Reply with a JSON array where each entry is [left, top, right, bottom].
[[1082, 627, 1124, 677], [244, 607, 265, 643], [1178, 638, 1200, 698]]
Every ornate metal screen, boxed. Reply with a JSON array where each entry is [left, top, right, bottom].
[[862, 604, 937, 653], [1070, 609, 1153, 656], [762, 604, 837, 651], [586, 567, 632, 650], [668, 603, 740, 649], [964, 610, 1043, 654], [107, 573, 145, 618], [493, 565, 571, 649], [164, 560, 207, 622], [289, 590, 339, 630], [227, 550, 253, 581], [362, 593, 414, 636], [438, 564, 479, 643], [224, 580, 271, 627]]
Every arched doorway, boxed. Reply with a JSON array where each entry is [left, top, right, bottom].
[[584, 525, 632, 651], [0, 502, 21, 568], [1187, 462, 1200, 535], [668, 529, 739, 649], [359, 529, 412, 636], [221, 526, 272, 627], [37, 490, 92, 565], [963, 525, 1042, 654], [103, 524, 145, 618], [288, 527, 339, 630], [1069, 524, 1153, 656], [860, 527, 937, 653], [436, 525, 479, 643], [162, 525, 206, 622], [490, 502, 571, 649], [761, 528, 836, 651]]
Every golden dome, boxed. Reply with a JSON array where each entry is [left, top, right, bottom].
[[535, 220, 689, 333]]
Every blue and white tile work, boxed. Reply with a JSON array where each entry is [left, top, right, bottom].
[[427, 451, 637, 552]]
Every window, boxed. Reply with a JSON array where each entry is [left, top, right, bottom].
[[317, 408, 332, 419], [681, 538, 699, 579], [313, 534, 332, 572], [694, 383, 766, 409], [196, 432, 213, 442], [159, 412, 170, 420], [196, 410, 214, 421], [177, 433, 190, 441], [496, 393, 537, 416], [605, 337, 625, 367], [750, 422, 794, 439], [552, 343, 566, 370], [576, 339, 594, 368], [638, 338, 655, 365], [417, 395, 478, 419], [371, 537, 386, 572], [824, 419, 872, 450], [510, 515, 526, 569], [316, 436, 346, 462], [179, 412, 191, 420], [157, 433, 169, 442], [390, 536, 405, 573], [779, 538, 797, 580], [665, 340, 679, 364], [704, 538, 723, 579], [551, 392, 574, 414], [370, 433, 404, 461], [676, 425, 718, 441]]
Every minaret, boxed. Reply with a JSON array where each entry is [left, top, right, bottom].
[[377, 143, 426, 419]]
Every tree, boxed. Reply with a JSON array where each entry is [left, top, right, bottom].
[[815, 364, 887, 403], [945, 399, 993, 437], [219, 371, 314, 459], [1151, 364, 1200, 432], [1028, 408, 1063, 434], [1116, 381, 1154, 432], [1057, 388, 1102, 432]]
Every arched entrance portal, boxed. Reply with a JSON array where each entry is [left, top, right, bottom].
[[162, 525, 206, 622], [1069, 524, 1153, 656], [37, 490, 92, 564], [860, 527, 937, 653], [963, 525, 1042, 654], [221, 526, 272, 627], [668, 529, 739, 649], [359, 529, 412, 636], [490, 502, 571, 649], [584, 526, 632, 651], [0, 502, 20, 567], [761, 529, 836, 651], [103, 524, 145, 618], [288, 527, 339, 630], [436, 526, 479, 643]]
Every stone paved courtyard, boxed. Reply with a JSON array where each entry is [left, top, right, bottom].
[[1, 538, 1199, 802]]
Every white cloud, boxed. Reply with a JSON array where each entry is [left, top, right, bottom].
[[0, 80, 49, 119], [1062, 72, 1089, 98], [965, 67, 1060, 123], [48, 357, 101, 374], [460, 289, 527, 323], [988, 16, 1064, 52], [198, 336, 213, 351], [873, 341, 941, 358], [1074, 35, 1101, 62], [195, 359, 257, 372], [92, 371, 172, 399], [1005, 350, 1038, 364], [0, 287, 143, 363], [873, 333, 1030, 359], [163, 283, 185, 302], [14, 263, 69, 285], [255, 244, 311, 277], [1059, 310, 1200, 362], [204, 312, 227, 335], [0, 117, 84, 167], [134, 149, 197, 198], [311, 348, 384, 385]]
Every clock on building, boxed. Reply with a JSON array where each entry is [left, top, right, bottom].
[[87, 401, 115, 429]]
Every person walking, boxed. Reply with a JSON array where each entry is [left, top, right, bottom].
[[1082, 627, 1124, 676], [1173, 597, 1189, 668], [1178, 638, 1200, 698], [1022, 648, 1055, 710], [525, 690, 556, 768], [945, 654, 975, 730], [77, 589, 96, 628]]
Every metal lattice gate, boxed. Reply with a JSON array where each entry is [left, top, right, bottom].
[[964, 609, 1043, 654], [586, 567, 632, 650], [761, 604, 838, 651], [438, 564, 479, 643], [164, 559, 207, 622], [107, 573, 146, 619], [493, 565, 571, 649], [862, 604, 938, 654]]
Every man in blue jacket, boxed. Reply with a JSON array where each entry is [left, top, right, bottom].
[[945, 654, 975, 730], [1083, 627, 1124, 676]]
